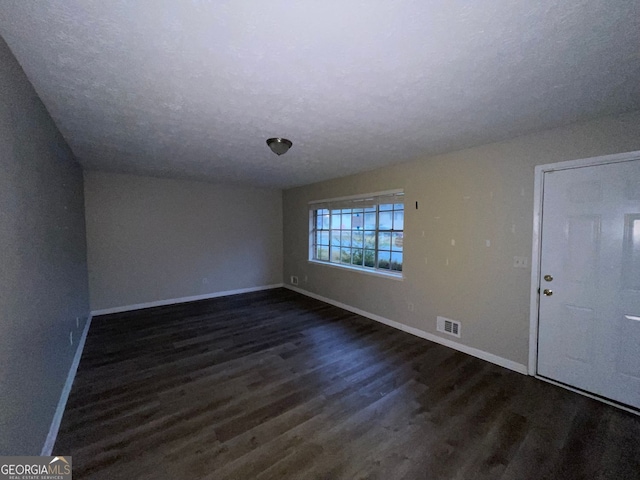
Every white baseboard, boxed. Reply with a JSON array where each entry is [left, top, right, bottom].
[[285, 285, 528, 375], [41, 314, 93, 456], [91, 283, 285, 317]]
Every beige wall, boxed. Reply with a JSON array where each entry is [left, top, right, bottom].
[[283, 111, 640, 367], [0, 38, 90, 454], [84, 171, 283, 311]]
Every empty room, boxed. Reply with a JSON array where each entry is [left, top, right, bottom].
[[1, 1, 639, 479]]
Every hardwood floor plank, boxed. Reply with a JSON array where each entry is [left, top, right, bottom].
[[54, 288, 640, 479]]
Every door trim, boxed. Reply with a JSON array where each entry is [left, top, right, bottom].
[[528, 150, 640, 381]]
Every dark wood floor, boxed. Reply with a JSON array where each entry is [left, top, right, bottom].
[[55, 288, 640, 480]]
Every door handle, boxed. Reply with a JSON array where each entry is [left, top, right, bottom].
[[543, 289, 553, 296], [544, 274, 553, 282]]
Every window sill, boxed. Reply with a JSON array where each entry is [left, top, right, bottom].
[[307, 259, 404, 281]]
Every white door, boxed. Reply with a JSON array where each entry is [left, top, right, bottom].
[[537, 158, 640, 410]]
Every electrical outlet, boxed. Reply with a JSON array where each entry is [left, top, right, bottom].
[[408, 303, 415, 312], [290, 275, 299, 285], [513, 256, 528, 268]]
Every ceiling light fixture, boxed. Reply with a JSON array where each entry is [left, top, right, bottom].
[[266, 137, 293, 155]]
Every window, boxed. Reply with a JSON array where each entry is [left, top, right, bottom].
[[309, 191, 404, 276]]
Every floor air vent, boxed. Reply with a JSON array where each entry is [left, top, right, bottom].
[[437, 316, 461, 338]]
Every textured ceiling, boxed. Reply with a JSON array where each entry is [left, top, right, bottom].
[[0, 1, 639, 188]]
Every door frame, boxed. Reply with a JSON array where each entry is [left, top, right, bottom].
[[528, 149, 640, 412]]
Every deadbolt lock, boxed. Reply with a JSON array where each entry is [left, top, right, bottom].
[[543, 289, 553, 296], [544, 274, 553, 282]]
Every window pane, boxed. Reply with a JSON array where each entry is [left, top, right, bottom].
[[317, 231, 329, 246], [364, 213, 376, 229], [341, 214, 352, 229], [352, 212, 363, 230], [351, 249, 363, 266], [394, 203, 404, 210], [364, 249, 376, 267], [364, 231, 376, 248], [331, 212, 341, 229], [379, 211, 392, 230], [392, 232, 403, 251], [330, 247, 341, 263], [391, 252, 403, 271], [331, 230, 341, 246], [352, 231, 363, 247], [378, 232, 391, 250], [316, 246, 329, 261], [393, 211, 404, 230], [341, 248, 351, 264], [378, 251, 391, 269], [341, 231, 351, 247], [379, 203, 393, 211], [316, 210, 329, 230]]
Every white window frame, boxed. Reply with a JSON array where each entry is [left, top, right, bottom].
[[308, 189, 404, 279]]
